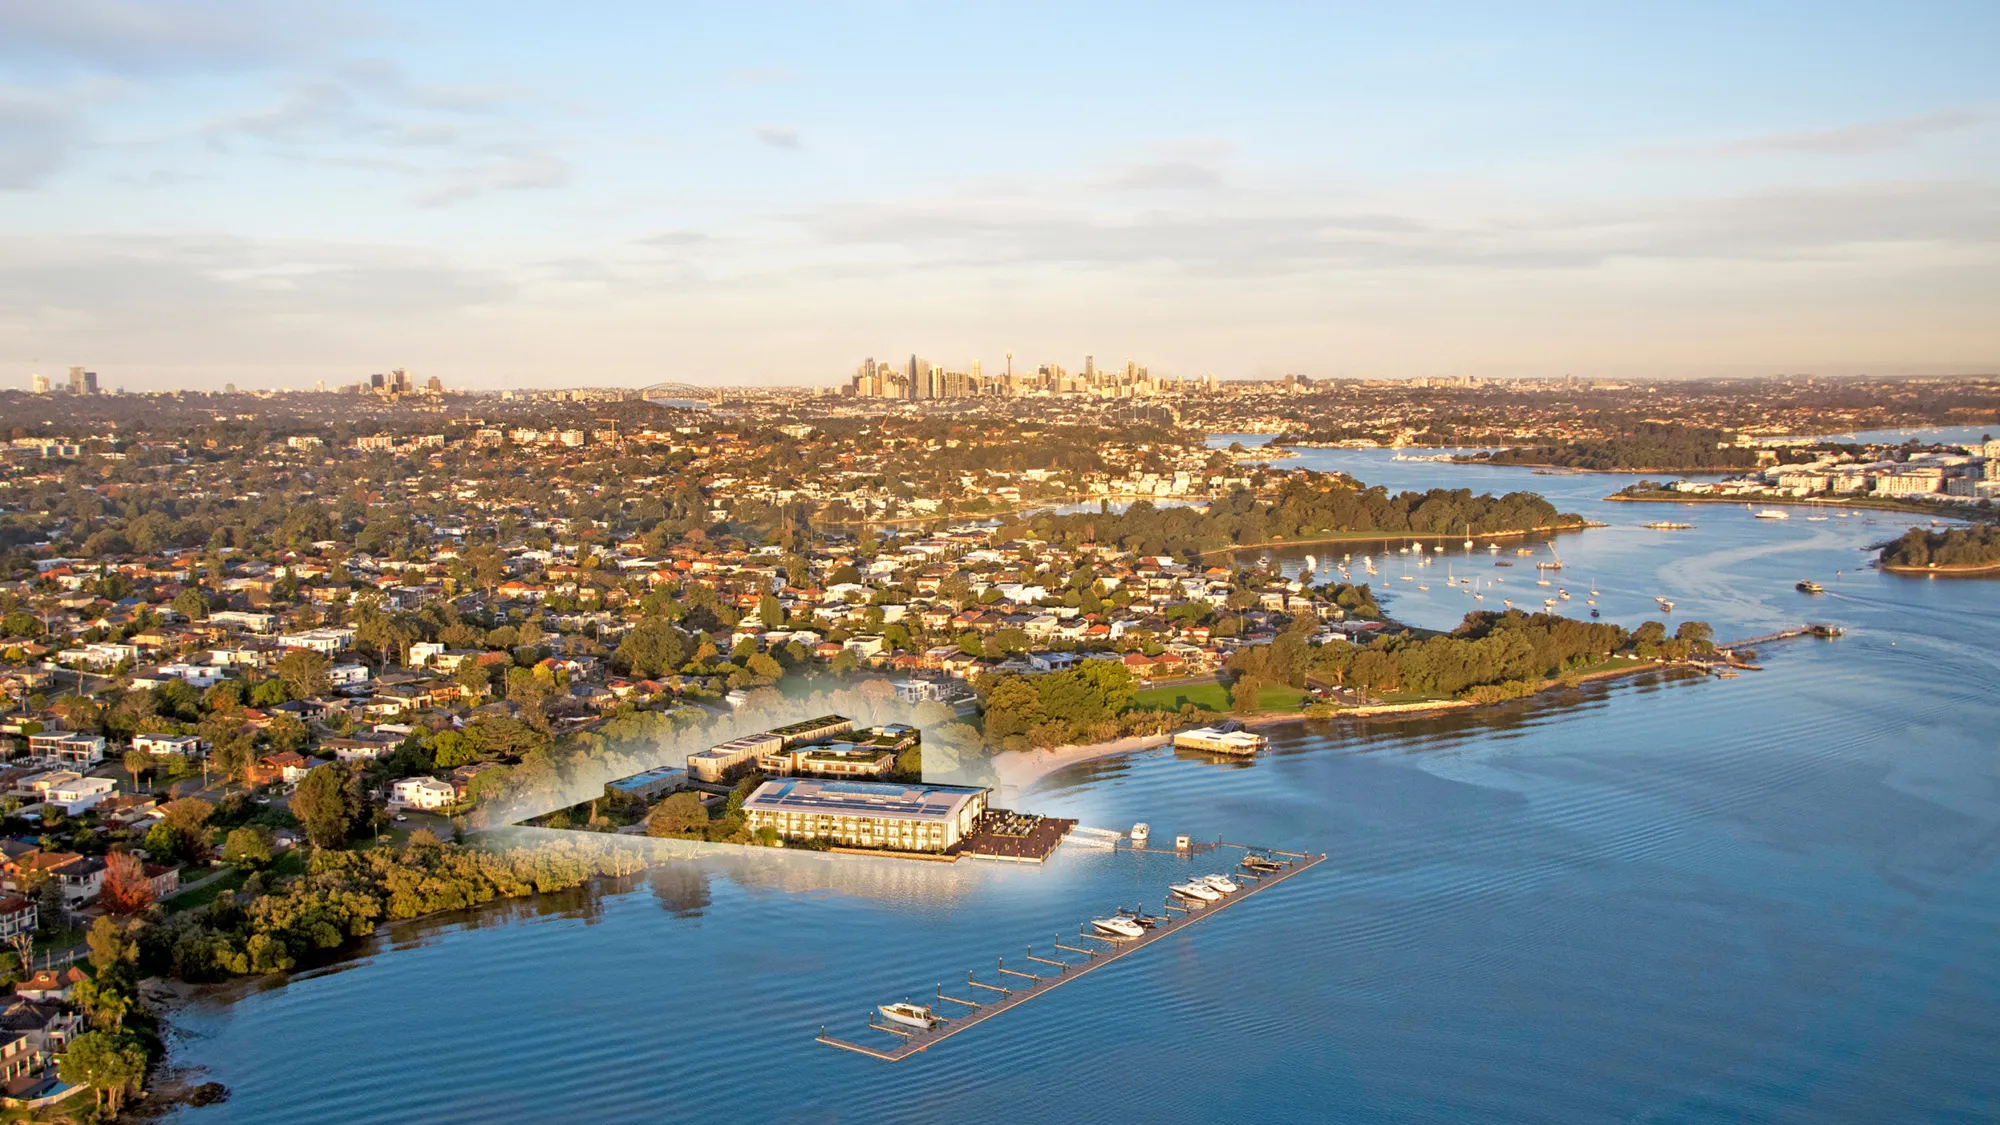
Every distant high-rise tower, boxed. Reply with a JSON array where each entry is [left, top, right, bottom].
[[29, 373, 48, 394]]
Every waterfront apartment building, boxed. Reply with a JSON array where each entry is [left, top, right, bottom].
[[741, 779, 989, 853], [687, 714, 855, 783], [756, 723, 918, 780]]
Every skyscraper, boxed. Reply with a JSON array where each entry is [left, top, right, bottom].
[[29, 374, 48, 394]]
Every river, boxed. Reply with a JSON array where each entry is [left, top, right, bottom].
[[161, 438, 2000, 1123]]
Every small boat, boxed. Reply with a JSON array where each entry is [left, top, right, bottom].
[[1659, 600, 1675, 613], [1487, 543, 1501, 553], [1242, 854, 1284, 872], [1199, 874, 1240, 893], [1516, 547, 1533, 556], [1536, 578, 1552, 587], [1796, 579, 1824, 594], [1755, 509, 1790, 520], [1130, 823, 1150, 845], [1558, 589, 1570, 600], [879, 1001, 944, 1029], [1495, 560, 1513, 567], [1503, 598, 1514, 608], [1416, 584, 1429, 591], [1091, 916, 1147, 940], [1644, 521, 1693, 530], [1589, 608, 1601, 618], [1171, 881, 1221, 902], [1116, 907, 1163, 928]]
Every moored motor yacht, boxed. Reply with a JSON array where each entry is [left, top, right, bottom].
[[1130, 823, 1150, 845], [1091, 916, 1147, 939], [1199, 874, 1240, 893], [1171, 881, 1222, 902], [879, 1001, 943, 1029]]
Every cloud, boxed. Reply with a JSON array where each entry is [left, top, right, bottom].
[[799, 180, 2000, 276], [635, 230, 712, 246], [412, 150, 571, 208], [0, 0, 341, 73], [1104, 140, 1234, 192], [1721, 109, 1992, 156], [0, 87, 79, 189], [201, 62, 570, 205], [754, 124, 801, 149]]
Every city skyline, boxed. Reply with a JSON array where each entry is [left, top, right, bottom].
[[2, 2, 1997, 390]]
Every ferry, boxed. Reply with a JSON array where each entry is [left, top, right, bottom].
[[1199, 874, 1241, 893], [1754, 509, 1790, 520], [1129, 823, 1150, 846], [1644, 521, 1694, 530], [1171, 881, 1222, 902], [1797, 579, 1824, 593], [1091, 916, 1147, 940], [879, 1001, 944, 1029]]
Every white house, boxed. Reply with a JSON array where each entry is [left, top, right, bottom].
[[26, 732, 105, 767], [329, 663, 372, 688], [39, 774, 115, 815], [278, 627, 355, 654], [389, 777, 456, 810], [133, 733, 205, 759]]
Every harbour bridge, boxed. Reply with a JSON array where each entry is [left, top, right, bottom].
[[637, 382, 727, 402]]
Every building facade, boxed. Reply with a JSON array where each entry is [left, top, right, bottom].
[[742, 779, 988, 853]]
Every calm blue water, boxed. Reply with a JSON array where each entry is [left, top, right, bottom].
[[164, 443, 2000, 1124]]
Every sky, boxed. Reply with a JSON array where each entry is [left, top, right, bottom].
[[1, 0, 1997, 391]]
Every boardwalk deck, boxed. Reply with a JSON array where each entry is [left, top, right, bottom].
[[815, 850, 1326, 1061]]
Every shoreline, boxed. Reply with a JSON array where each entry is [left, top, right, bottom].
[[1204, 521, 1596, 558], [1605, 492, 1982, 519], [1881, 560, 2000, 576], [994, 657, 1693, 797]]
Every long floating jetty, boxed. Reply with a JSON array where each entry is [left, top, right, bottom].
[[816, 848, 1326, 1061]]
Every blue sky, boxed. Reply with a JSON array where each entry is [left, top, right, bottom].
[[1, 0, 1996, 389]]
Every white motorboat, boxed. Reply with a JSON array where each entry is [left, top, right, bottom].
[[1171, 881, 1222, 902], [1091, 916, 1147, 939], [1130, 823, 1150, 845], [1755, 509, 1790, 520], [879, 1001, 943, 1029], [1199, 874, 1240, 893]]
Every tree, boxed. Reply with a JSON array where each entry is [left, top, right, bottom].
[[275, 649, 333, 699], [290, 763, 360, 848], [264, 711, 310, 754], [454, 660, 492, 699], [171, 587, 210, 621], [35, 878, 65, 934], [1231, 673, 1264, 714], [429, 730, 479, 769], [100, 852, 156, 915], [646, 792, 708, 837], [88, 915, 137, 975], [59, 1029, 148, 1114], [757, 594, 783, 628], [613, 618, 691, 678], [222, 826, 274, 869], [123, 747, 154, 790]]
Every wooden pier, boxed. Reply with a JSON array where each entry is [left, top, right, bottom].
[[815, 849, 1326, 1061]]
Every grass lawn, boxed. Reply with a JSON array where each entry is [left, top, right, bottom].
[[31, 925, 84, 956], [164, 868, 247, 913], [1134, 680, 1307, 714]]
